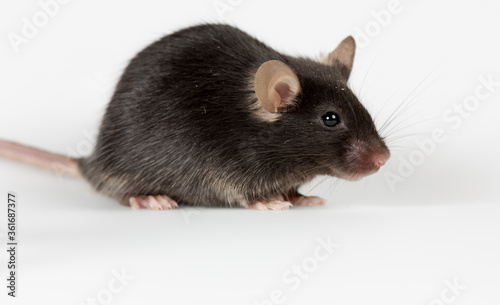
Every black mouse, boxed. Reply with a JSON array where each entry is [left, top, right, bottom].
[[0, 24, 390, 210]]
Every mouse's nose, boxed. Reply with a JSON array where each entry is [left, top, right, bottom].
[[348, 140, 391, 175], [373, 153, 389, 167]]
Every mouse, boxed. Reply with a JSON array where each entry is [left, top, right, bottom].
[[0, 24, 390, 210]]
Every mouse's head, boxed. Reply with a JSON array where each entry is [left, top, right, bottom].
[[254, 36, 390, 181]]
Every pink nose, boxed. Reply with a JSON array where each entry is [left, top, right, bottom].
[[375, 156, 388, 167]]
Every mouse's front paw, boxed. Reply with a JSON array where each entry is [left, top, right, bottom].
[[129, 195, 178, 210], [246, 200, 293, 211], [289, 195, 326, 207]]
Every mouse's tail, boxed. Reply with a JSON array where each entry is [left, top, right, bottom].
[[0, 139, 80, 177]]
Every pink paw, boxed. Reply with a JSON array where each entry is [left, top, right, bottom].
[[248, 200, 293, 211], [290, 196, 325, 207], [129, 195, 178, 210]]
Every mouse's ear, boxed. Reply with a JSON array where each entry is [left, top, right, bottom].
[[254, 60, 301, 114], [326, 36, 356, 79]]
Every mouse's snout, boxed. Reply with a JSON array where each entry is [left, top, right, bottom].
[[342, 140, 390, 180], [355, 144, 389, 169]]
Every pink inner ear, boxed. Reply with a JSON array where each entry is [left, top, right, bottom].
[[274, 81, 294, 104], [255, 60, 301, 113]]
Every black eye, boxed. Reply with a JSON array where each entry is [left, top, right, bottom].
[[321, 112, 340, 127]]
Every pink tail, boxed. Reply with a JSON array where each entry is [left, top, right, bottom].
[[0, 140, 80, 177]]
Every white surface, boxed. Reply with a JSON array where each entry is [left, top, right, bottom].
[[1, 0, 499, 304]]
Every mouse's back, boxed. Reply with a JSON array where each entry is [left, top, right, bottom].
[[79, 24, 282, 205]]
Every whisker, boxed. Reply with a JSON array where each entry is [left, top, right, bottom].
[[305, 176, 330, 195], [383, 115, 440, 140], [357, 48, 383, 99], [379, 66, 442, 134], [373, 90, 399, 126], [385, 132, 431, 143], [380, 76, 442, 136], [386, 145, 415, 152]]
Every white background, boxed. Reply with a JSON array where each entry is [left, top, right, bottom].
[[1, 0, 499, 304]]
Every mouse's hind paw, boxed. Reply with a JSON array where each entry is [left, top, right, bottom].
[[129, 195, 178, 210]]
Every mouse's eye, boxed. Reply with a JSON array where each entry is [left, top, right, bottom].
[[321, 112, 340, 127]]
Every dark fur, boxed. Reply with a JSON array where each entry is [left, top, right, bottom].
[[78, 24, 389, 207]]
